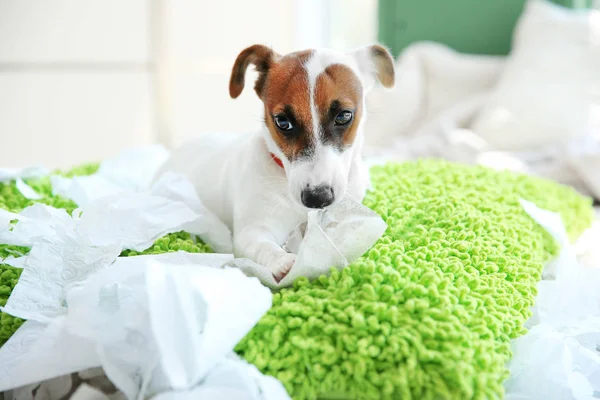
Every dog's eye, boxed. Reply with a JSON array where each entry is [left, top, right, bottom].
[[274, 115, 293, 131], [334, 110, 353, 126]]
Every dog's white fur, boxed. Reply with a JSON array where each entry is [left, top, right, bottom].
[[155, 47, 390, 280]]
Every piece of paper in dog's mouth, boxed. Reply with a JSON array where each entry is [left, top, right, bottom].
[[228, 197, 387, 289], [282, 221, 307, 254]]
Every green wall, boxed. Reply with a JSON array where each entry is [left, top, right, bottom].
[[378, 0, 591, 57]]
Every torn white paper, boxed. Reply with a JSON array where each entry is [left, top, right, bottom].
[[1, 171, 234, 322], [0, 146, 283, 398], [504, 200, 600, 400], [145, 260, 273, 395], [3, 174, 232, 253], [230, 197, 387, 289], [50, 145, 170, 207], [0, 316, 100, 392], [74, 187, 198, 252], [0, 320, 49, 390], [0, 166, 49, 183], [0, 208, 17, 231], [0, 203, 74, 248], [51, 175, 124, 208], [74, 171, 231, 253], [147, 172, 233, 254], [48, 146, 232, 254], [0, 253, 278, 400], [2, 241, 122, 322], [15, 178, 42, 200], [0, 202, 125, 322], [152, 354, 290, 400]]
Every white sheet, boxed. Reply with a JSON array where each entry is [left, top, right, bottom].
[[364, 39, 600, 200], [505, 201, 600, 399]]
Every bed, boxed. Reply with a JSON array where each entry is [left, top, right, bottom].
[[1, 0, 600, 399]]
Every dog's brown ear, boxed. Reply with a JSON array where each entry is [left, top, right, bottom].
[[369, 45, 395, 88], [229, 44, 278, 99], [351, 44, 395, 90]]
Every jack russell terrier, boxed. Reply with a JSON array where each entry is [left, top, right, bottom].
[[155, 44, 395, 281]]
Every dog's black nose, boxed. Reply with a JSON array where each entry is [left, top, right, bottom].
[[301, 185, 334, 209]]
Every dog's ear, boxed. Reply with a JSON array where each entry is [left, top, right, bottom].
[[350, 44, 395, 91], [229, 44, 279, 99]]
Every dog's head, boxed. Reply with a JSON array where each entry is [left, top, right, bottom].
[[229, 45, 395, 209]]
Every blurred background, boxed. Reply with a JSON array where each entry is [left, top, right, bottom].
[[0, 0, 377, 169], [0, 0, 598, 202]]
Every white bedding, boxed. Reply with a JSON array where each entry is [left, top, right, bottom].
[[364, 0, 600, 201], [505, 203, 600, 399], [0, 148, 599, 399], [0, 147, 384, 400]]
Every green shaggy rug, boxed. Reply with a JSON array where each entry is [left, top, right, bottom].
[[0, 160, 594, 399]]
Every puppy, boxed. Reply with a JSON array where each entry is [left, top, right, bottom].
[[156, 44, 395, 281]]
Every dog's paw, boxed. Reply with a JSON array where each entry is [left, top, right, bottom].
[[269, 253, 296, 283]]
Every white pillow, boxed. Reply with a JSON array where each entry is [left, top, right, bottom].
[[470, 0, 600, 151], [364, 42, 504, 149]]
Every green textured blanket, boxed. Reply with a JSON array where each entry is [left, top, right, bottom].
[[0, 160, 594, 399]]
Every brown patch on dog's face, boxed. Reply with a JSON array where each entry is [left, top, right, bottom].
[[314, 64, 363, 151], [229, 45, 386, 163], [230, 44, 395, 208], [261, 50, 316, 162], [260, 55, 363, 161]]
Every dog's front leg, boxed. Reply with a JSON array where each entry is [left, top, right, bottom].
[[234, 225, 295, 282]]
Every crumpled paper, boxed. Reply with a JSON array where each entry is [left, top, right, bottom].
[[47, 146, 232, 254], [2, 172, 231, 253], [504, 200, 600, 400], [0, 162, 279, 397], [146, 172, 232, 254], [230, 197, 387, 289], [0, 166, 48, 183], [0, 253, 285, 400], [50, 146, 170, 207], [151, 354, 290, 400], [15, 178, 42, 200], [0, 172, 233, 323], [0, 203, 123, 322], [0, 166, 48, 200]]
